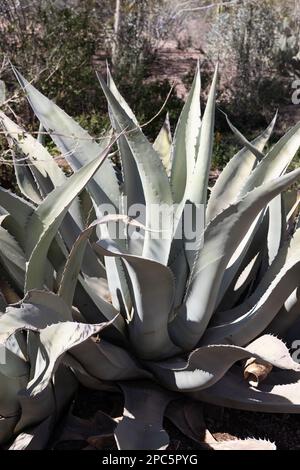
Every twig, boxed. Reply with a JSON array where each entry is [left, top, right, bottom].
[[140, 81, 175, 129], [173, 0, 240, 18]]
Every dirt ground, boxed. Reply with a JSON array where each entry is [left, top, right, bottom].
[[53, 386, 300, 451]]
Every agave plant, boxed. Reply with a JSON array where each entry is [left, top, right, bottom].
[[1, 62, 300, 450]]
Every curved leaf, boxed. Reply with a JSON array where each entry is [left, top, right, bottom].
[[148, 335, 300, 393], [241, 120, 300, 195], [0, 226, 26, 290], [12, 67, 120, 209], [106, 66, 144, 213], [0, 187, 34, 248], [97, 73, 173, 265], [170, 168, 300, 350], [0, 291, 72, 343], [171, 61, 201, 203], [115, 382, 173, 450], [58, 218, 126, 336], [265, 287, 300, 338], [193, 367, 300, 413], [153, 113, 172, 176], [207, 114, 277, 222], [69, 339, 150, 383], [24, 141, 113, 291], [185, 64, 218, 208], [94, 239, 179, 360], [222, 112, 265, 161], [202, 228, 300, 346]]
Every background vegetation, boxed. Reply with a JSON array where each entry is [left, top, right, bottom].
[[0, 0, 300, 182]]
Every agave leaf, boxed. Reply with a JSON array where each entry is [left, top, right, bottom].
[[0, 291, 114, 395], [102, 71, 172, 310], [58, 218, 126, 336], [0, 207, 8, 223], [11, 150, 42, 204], [63, 353, 118, 391], [0, 112, 83, 225], [0, 187, 34, 249], [0, 344, 29, 414], [168, 239, 189, 308], [58, 213, 137, 324], [66, 273, 123, 345], [206, 437, 276, 450], [0, 198, 56, 292], [219, 185, 286, 308], [0, 80, 6, 105], [104, 257, 132, 319], [16, 382, 54, 434], [216, 209, 266, 310], [59, 223, 97, 308], [266, 194, 285, 267], [37, 121, 45, 145], [205, 425, 275, 450], [0, 114, 41, 204], [202, 228, 300, 346], [171, 65, 218, 274], [106, 65, 138, 125], [0, 335, 29, 378], [216, 203, 272, 312], [62, 367, 109, 395], [148, 335, 300, 393], [69, 339, 150, 382], [206, 114, 277, 222], [12, 67, 120, 209], [97, 74, 173, 265], [24, 141, 113, 291], [15, 365, 77, 439], [27, 321, 111, 395], [0, 226, 26, 290], [94, 238, 179, 360], [0, 290, 7, 312], [221, 112, 265, 161], [216, 252, 261, 313], [0, 415, 19, 446], [0, 111, 106, 281], [284, 189, 300, 224], [106, 66, 144, 213], [0, 369, 27, 418], [79, 189, 96, 228], [193, 367, 300, 413], [209, 118, 278, 302], [217, 120, 300, 293], [185, 64, 218, 209], [153, 113, 172, 176], [265, 287, 300, 337], [0, 113, 103, 275], [80, 275, 126, 336], [9, 416, 53, 450], [0, 291, 72, 343], [0, 112, 65, 190], [165, 399, 206, 443], [241, 120, 300, 195], [171, 61, 201, 203], [115, 382, 173, 450], [4, 330, 27, 364], [170, 168, 300, 350]]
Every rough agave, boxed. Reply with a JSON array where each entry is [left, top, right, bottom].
[[1, 62, 300, 450]]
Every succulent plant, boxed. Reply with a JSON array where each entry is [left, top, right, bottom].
[[1, 62, 300, 450]]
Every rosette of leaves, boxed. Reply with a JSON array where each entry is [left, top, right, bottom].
[[1, 62, 300, 450]]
